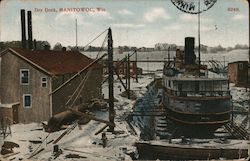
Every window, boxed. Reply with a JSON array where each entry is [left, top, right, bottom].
[[23, 94, 32, 108], [41, 77, 47, 87], [20, 69, 29, 85]]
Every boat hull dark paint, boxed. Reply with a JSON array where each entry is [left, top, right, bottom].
[[136, 142, 248, 160]]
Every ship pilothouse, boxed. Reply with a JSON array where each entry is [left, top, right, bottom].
[[162, 37, 231, 133]]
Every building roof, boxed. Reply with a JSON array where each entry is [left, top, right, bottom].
[[0, 102, 20, 108], [0, 48, 102, 76], [228, 61, 248, 65]]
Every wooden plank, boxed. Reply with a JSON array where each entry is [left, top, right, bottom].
[[27, 148, 45, 159], [2, 152, 20, 158], [53, 122, 77, 144], [94, 124, 108, 135], [64, 148, 117, 159]]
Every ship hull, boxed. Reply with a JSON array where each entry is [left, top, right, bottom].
[[162, 88, 231, 135], [136, 140, 248, 160], [165, 106, 230, 136]]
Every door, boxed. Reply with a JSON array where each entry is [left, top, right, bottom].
[[12, 104, 19, 124]]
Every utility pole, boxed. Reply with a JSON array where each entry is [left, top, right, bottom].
[[223, 56, 225, 68], [127, 54, 131, 99], [147, 57, 149, 74], [135, 50, 138, 83], [198, 0, 201, 76], [125, 56, 128, 89], [108, 28, 114, 132], [76, 19, 78, 49], [168, 47, 170, 62]]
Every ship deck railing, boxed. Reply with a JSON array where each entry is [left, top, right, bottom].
[[166, 89, 230, 97]]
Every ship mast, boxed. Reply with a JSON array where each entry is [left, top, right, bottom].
[[198, 0, 201, 76]]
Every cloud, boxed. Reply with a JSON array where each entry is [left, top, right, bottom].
[[112, 23, 145, 29], [88, 11, 113, 19], [163, 24, 181, 31], [144, 8, 170, 23], [179, 14, 196, 22], [179, 14, 214, 23], [55, 12, 90, 26], [163, 22, 215, 33], [118, 9, 133, 15], [200, 26, 214, 32], [232, 14, 246, 21], [33, 14, 46, 22], [55, 10, 112, 26]]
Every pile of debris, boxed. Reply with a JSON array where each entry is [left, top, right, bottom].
[[43, 98, 108, 132], [120, 90, 137, 100], [1, 141, 20, 159]]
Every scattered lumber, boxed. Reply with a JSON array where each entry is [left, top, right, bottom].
[[65, 153, 86, 159], [2, 152, 20, 158], [64, 148, 117, 159], [29, 140, 42, 144], [1, 148, 13, 155], [95, 124, 108, 135], [53, 122, 78, 144], [18, 140, 43, 144], [2, 141, 19, 149], [27, 148, 45, 159], [46, 139, 54, 145], [30, 128, 43, 131], [1, 141, 19, 155]]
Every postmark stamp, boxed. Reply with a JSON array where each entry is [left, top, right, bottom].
[[171, 0, 217, 14]]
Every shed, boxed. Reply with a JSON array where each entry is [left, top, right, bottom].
[[0, 48, 103, 123], [228, 61, 249, 87]]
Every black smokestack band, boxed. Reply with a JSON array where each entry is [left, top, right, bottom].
[[27, 10, 33, 49], [184, 37, 196, 65], [21, 9, 26, 48]]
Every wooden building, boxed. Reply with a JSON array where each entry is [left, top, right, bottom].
[[228, 61, 249, 87], [103, 61, 140, 77], [0, 48, 102, 123]]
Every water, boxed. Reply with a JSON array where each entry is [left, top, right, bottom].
[[83, 49, 248, 71]]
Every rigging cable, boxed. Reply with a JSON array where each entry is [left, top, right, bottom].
[[64, 31, 109, 108]]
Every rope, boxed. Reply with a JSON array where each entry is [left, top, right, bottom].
[[64, 30, 109, 108], [83, 29, 109, 51], [95, 32, 108, 59], [65, 72, 90, 107], [70, 69, 93, 107]]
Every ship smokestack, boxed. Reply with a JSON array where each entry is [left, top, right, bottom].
[[27, 10, 33, 49], [20, 9, 26, 48], [184, 37, 196, 65]]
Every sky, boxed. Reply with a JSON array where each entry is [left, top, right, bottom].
[[0, 0, 249, 48]]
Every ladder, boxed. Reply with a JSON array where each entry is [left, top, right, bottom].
[[0, 118, 12, 139]]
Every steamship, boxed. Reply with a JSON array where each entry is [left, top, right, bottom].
[[162, 37, 231, 133]]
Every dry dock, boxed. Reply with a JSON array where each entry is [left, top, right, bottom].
[[136, 139, 248, 160]]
